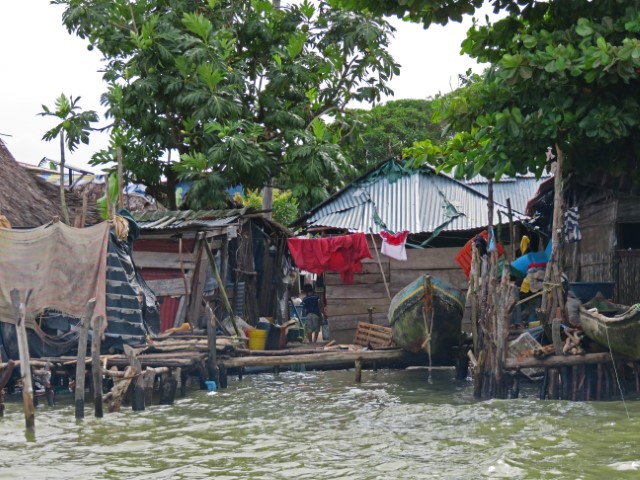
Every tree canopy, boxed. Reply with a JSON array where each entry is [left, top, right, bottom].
[[342, 98, 444, 179], [54, 0, 399, 212], [396, 1, 640, 181]]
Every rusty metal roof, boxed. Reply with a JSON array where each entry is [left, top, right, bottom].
[[297, 160, 529, 235], [132, 209, 246, 230]]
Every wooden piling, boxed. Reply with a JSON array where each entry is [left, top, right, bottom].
[[91, 316, 105, 418], [124, 345, 146, 411], [159, 368, 179, 405], [109, 366, 135, 413], [75, 299, 96, 420], [0, 361, 15, 417], [355, 358, 362, 383], [10, 289, 35, 432], [205, 304, 218, 384]]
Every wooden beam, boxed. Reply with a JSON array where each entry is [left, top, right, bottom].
[[221, 349, 409, 368], [132, 251, 196, 270], [504, 352, 613, 370], [91, 316, 105, 418], [10, 289, 35, 432], [75, 299, 96, 420]]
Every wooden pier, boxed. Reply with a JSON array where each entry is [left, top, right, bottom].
[[0, 327, 420, 423]]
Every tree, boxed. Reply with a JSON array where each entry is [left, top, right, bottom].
[[54, 0, 399, 213], [405, 2, 640, 182], [39, 94, 98, 224], [342, 98, 444, 179], [242, 189, 299, 226]]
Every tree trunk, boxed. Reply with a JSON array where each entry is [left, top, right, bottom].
[[59, 133, 70, 224]]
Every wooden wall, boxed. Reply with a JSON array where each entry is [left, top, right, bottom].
[[325, 236, 468, 344]]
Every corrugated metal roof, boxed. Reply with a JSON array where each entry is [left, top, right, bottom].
[[132, 209, 246, 230], [304, 161, 527, 234], [465, 177, 549, 214]]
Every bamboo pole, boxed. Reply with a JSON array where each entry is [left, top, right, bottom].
[[203, 239, 240, 335], [205, 303, 218, 383], [369, 232, 391, 300], [75, 299, 96, 420], [117, 146, 124, 210], [10, 289, 35, 432], [91, 316, 105, 418]]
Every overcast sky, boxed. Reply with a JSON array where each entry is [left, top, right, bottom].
[[0, 1, 488, 171]]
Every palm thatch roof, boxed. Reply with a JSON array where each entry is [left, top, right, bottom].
[[0, 139, 99, 227]]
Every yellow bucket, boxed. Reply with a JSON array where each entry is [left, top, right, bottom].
[[248, 329, 267, 350]]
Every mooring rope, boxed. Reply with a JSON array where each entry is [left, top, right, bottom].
[[604, 326, 630, 420]]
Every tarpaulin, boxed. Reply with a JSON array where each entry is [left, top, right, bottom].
[[288, 233, 372, 284], [0, 221, 109, 329]]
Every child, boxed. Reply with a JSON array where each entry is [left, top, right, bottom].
[[301, 283, 324, 343]]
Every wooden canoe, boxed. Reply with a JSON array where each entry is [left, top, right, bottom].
[[579, 294, 640, 359], [388, 274, 465, 359]]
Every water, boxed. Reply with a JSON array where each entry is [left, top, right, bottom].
[[1, 369, 640, 479]]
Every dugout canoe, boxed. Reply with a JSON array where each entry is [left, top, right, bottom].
[[388, 274, 465, 359], [579, 294, 640, 359]]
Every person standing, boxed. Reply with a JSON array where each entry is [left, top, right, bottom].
[[301, 283, 324, 343]]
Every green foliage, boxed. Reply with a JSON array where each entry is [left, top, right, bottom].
[[343, 99, 444, 179], [39, 94, 98, 152], [404, 1, 640, 180], [242, 189, 299, 226], [96, 172, 120, 219], [336, 0, 524, 28], [55, 0, 399, 212]]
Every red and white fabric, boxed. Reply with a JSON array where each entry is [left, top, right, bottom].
[[379, 230, 410, 261]]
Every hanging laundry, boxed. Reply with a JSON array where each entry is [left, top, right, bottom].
[[287, 233, 372, 284], [520, 235, 530, 255], [379, 230, 410, 261], [564, 206, 582, 243]]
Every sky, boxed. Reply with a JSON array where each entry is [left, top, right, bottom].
[[0, 1, 489, 172]]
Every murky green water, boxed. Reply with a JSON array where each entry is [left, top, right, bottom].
[[1, 369, 640, 479]]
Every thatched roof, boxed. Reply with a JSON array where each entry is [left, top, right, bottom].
[[0, 139, 100, 227]]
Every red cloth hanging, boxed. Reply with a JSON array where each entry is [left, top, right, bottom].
[[287, 233, 372, 284], [455, 230, 505, 278]]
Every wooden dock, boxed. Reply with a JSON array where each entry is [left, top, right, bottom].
[[0, 328, 422, 423]]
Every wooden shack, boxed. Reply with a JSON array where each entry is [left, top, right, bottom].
[[528, 172, 640, 305], [131, 209, 292, 332], [292, 159, 537, 344]]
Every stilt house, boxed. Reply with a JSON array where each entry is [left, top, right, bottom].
[[291, 159, 541, 344], [528, 171, 640, 305], [131, 209, 293, 332]]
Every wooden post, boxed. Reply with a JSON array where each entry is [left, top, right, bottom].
[[180, 369, 188, 397], [159, 370, 178, 405], [75, 299, 96, 420], [355, 358, 362, 383], [188, 234, 208, 328], [10, 289, 35, 432], [124, 345, 146, 411], [109, 366, 135, 413], [369, 232, 391, 300], [204, 239, 240, 335], [117, 146, 124, 210], [542, 146, 566, 318], [219, 364, 228, 389], [91, 315, 104, 418], [0, 361, 16, 417], [143, 368, 158, 406], [205, 303, 219, 383]]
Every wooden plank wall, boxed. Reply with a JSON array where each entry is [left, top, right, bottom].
[[325, 236, 468, 344]]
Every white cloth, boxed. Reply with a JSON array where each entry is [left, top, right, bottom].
[[380, 230, 409, 261]]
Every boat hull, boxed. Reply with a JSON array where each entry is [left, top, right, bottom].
[[580, 303, 640, 359], [388, 274, 465, 358]]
